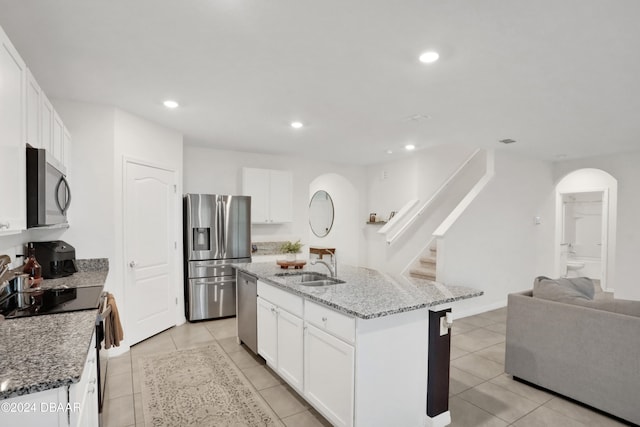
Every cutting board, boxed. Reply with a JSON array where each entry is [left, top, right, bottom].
[[276, 260, 307, 269]]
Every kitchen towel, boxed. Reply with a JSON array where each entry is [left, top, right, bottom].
[[104, 292, 124, 348]]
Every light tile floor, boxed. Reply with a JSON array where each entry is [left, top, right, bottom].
[[102, 317, 331, 427], [103, 308, 631, 427], [448, 308, 630, 427]]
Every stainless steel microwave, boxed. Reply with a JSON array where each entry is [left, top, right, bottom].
[[26, 147, 71, 228]]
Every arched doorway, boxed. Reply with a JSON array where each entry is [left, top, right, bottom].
[[555, 169, 617, 291]]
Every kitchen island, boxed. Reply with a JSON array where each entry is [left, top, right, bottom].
[[234, 262, 482, 427]]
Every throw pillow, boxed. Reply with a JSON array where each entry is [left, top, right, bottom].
[[533, 276, 595, 303]]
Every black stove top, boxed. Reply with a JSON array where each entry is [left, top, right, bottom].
[[0, 286, 103, 319]]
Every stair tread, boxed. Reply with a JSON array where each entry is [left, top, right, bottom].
[[419, 256, 437, 264], [409, 267, 436, 279]]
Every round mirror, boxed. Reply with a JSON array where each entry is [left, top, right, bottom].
[[309, 190, 334, 237]]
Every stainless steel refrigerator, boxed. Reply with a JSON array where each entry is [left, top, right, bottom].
[[183, 194, 251, 321]]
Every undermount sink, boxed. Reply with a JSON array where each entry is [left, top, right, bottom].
[[299, 277, 346, 286], [275, 272, 345, 286]]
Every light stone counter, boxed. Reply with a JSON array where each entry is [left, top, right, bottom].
[[0, 259, 108, 399], [0, 310, 98, 399], [234, 262, 482, 319]]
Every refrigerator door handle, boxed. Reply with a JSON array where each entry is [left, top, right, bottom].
[[221, 199, 227, 258]]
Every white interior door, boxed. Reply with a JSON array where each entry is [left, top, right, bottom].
[[124, 160, 177, 345]]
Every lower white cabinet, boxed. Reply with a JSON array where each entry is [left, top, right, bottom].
[[69, 332, 98, 427], [0, 333, 98, 427], [257, 297, 278, 366], [256, 296, 304, 392], [276, 308, 304, 391], [255, 280, 432, 427], [304, 323, 355, 427]]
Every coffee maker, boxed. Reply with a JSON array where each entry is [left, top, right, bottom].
[[31, 241, 78, 279]]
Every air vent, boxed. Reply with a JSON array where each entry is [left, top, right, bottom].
[[403, 114, 431, 122], [499, 138, 516, 144]]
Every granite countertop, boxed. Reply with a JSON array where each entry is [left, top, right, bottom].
[[0, 258, 109, 400], [39, 259, 109, 290], [0, 310, 98, 399], [234, 262, 483, 319]]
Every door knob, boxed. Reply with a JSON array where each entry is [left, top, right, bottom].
[[129, 261, 137, 268]]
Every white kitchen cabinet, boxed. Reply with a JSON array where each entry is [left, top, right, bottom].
[[26, 68, 42, 148], [0, 387, 68, 427], [69, 333, 98, 427], [276, 308, 304, 391], [0, 333, 98, 427], [257, 281, 304, 393], [41, 92, 54, 153], [304, 323, 355, 427], [257, 297, 278, 367], [0, 25, 27, 235], [52, 110, 64, 165], [63, 126, 72, 170], [253, 278, 434, 427], [242, 167, 292, 224]]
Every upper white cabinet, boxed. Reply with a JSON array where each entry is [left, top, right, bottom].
[[242, 167, 292, 224], [0, 23, 71, 235], [53, 110, 64, 165], [26, 68, 42, 148], [0, 25, 27, 234], [41, 92, 54, 152]]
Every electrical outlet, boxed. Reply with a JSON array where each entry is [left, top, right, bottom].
[[440, 317, 449, 336]]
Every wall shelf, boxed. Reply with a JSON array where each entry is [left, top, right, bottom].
[[366, 221, 387, 225]]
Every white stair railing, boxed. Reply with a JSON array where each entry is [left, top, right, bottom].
[[377, 199, 419, 234], [433, 149, 495, 237], [380, 148, 483, 245]]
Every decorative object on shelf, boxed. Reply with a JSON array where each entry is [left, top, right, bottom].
[[366, 220, 387, 225], [369, 213, 377, 222], [276, 259, 307, 269], [389, 211, 397, 220], [280, 240, 303, 261]]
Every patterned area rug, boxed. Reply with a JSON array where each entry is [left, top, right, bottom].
[[139, 343, 283, 427]]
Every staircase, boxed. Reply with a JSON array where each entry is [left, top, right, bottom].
[[408, 243, 438, 281]]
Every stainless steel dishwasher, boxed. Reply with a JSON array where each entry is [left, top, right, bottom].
[[237, 270, 258, 354]]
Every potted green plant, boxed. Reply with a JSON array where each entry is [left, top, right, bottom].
[[280, 240, 303, 261]]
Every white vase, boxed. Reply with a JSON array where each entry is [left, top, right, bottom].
[[285, 253, 296, 262]]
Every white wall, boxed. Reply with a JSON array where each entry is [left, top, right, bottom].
[[363, 145, 479, 271], [183, 145, 367, 263], [554, 150, 640, 300], [429, 151, 557, 316], [53, 100, 116, 260], [0, 101, 115, 271], [309, 173, 362, 266]]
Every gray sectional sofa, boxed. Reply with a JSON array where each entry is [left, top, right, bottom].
[[505, 278, 640, 425]]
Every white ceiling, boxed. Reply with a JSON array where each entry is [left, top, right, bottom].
[[1, 0, 640, 165]]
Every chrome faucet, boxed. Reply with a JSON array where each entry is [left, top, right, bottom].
[[310, 251, 337, 278]]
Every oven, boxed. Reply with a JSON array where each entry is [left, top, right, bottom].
[[96, 293, 110, 425]]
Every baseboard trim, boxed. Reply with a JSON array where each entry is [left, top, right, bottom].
[[425, 410, 451, 427], [453, 299, 507, 320]]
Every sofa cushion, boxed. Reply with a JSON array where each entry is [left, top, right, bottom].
[[533, 276, 595, 303]]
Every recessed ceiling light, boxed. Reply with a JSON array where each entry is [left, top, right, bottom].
[[386, 149, 393, 154], [163, 100, 179, 109], [405, 144, 416, 151], [290, 121, 304, 129], [419, 51, 439, 64]]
